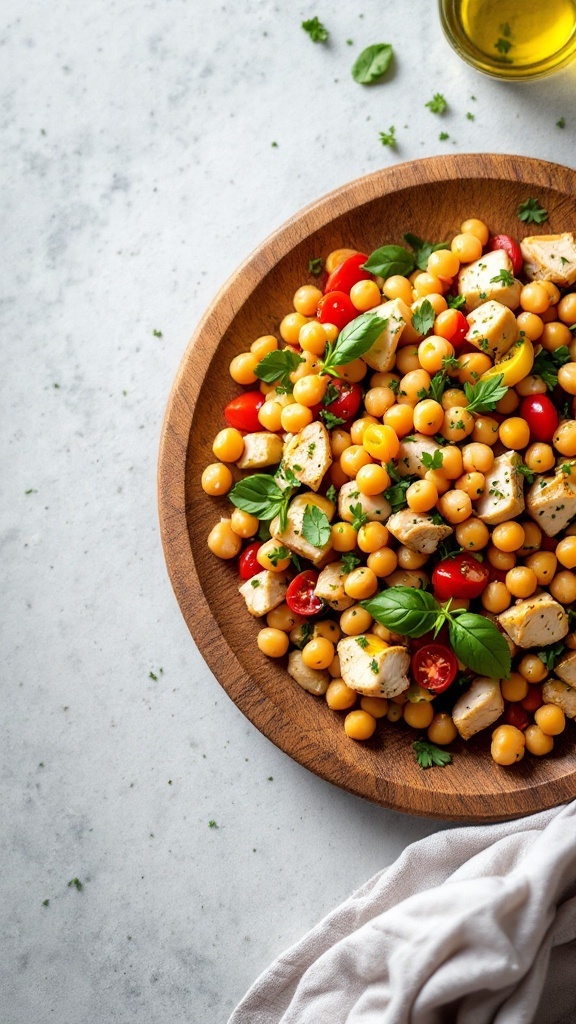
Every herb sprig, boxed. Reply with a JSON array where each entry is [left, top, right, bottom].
[[230, 474, 294, 531], [463, 373, 508, 414], [319, 312, 386, 376], [413, 740, 452, 769], [517, 198, 548, 224], [302, 17, 328, 42]]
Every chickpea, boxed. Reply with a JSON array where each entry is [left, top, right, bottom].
[[384, 403, 414, 437], [293, 284, 323, 316], [291, 350, 320, 382], [328, 654, 341, 677], [541, 321, 572, 353], [325, 248, 357, 273], [403, 700, 435, 730], [258, 400, 283, 432], [331, 521, 359, 552], [413, 399, 445, 435], [367, 547, 398, 578], [326, 678, 357, 711], [437, 488, 473, 524], [266, 603, 304, 632], [357, 522, 389, 553], [555, 535, 576, 569], [550, 569, 576, 604], [427, 712, 457, 746], [395, 345, 421, 374], [516, 311, 544, 341], [398, 369, 431, 405], [302, 636, 335, 671], [451, 232, 483, 262], [455, 518, 490, 551], [557, 363, 576, 396], [362, 424, 400, 462], [460, 217, 489, 245], [534, 703, 566, 736], [496, 389, 520, 415], [558, 292, 576, 325], [338, 358, 368, 383], [331, 428, 352, 459], [462, 442, 494, 474], [518, 653, 548, 684], [425, 469, 450, 495], [458, 353, 493, 385], [383, 274, 413, 304], [322, 323, 339, 343], [356, 464, 390, 497], [201, 462, 233, 496], [525, 551, 557, 585], [491, 724, 525, 765], [407, 478, 439, 513], [314, 620, 342, 643], [350, 416, 378, 445], [340, 605, 373, 635], [524, 442, 555, 473], [427, 247, 460, 280], [412, 271, 444, 298], [501, 672, 529, 702], [505, 566, 538, 599], [207, 519, 243, 559], [499, 417, 530, 450], [386, 703, 404, 723], [554, 420, 576, 456], [360, 696, 389, 718], [492, 521, 525, 553], [350, 279, 382, 311], [442, 387, 468, 410], [257, 627, 290, 658], [280, 403, 313, 433], [487, 546, 516, 571], [437, 444, 463, 480], [515, 374, 547, 397], [397, 546, 429, 570], [230, 509, 259, 538], [329, 461, 350, 490], [517, 521, 542, 557], [364, 386, 396, 417], [344, 567, 378, 600], [440, 407, 474, 442], [212, 427, 244, 463], [340, 444, 373, 477], [472, 416, 500, 445], [418, 337, 455, 373], [481, 581, 511, 613], [229, 351, 259, 385], [524, 724, 554, 756], [299, 321, 328, 355], [250, 334, 278, 359], [280, 311, 309, 343], [455, 471, 485, 501], [344, 709, 377, 740], [293, 373, 329, 407], [520, 282, 550, 315], [257, 540, 292, 573]]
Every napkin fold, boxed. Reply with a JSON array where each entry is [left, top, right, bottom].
[[229, 801, 576, 1024]]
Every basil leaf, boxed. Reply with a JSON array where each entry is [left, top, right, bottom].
[[362, 245, 415, 278], [362, 586, 440, 638], [411, 299, 436, 336], [403, 233, 449, 271], [351, 43, 394, 85], [301, 504, 331, 548], [448, 613, 511, 679], [254, 350, 304, 387], [463, 374, 508, 414], [322, 312, 386, 372], [229, 474, 287, 521]]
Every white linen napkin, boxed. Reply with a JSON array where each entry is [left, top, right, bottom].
[[229, 801, 576, 1024]]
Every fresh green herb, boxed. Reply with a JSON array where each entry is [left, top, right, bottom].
[[24, 488, 38, 494], [346, 38, 353, 46], [428, 371, 448, 402], [149, 670, 158, 681], [403, 233, 450, 271], [153, 329, 163, 337], [291, 553, 302, 572], [301, 17, 328, 42], [416, 387, 428, 400], [363, 586, 511, 678], [349, 503, 368, 531], [517, 462, 535, 484], [363, 245, 415, 278], [495, 37, 513, 54], [412, 299, 436, 336], [319, 410, 346, 429], [355, 635, 369, 650], [447, 293, 466, 310], [254, 349, 304, 390], [42, 899, 50, 907], [208, 820, 219, 829], [442, 354, 460, 371], [325, 484, 337, 503], [532, 345, 571, 390], [271, 141, 278, 148], [562, 463, 573, 475], [68, 878, 83, 891], [425, 93, 447, 114], [302, 505, 331, 548], [557, 117, 566, 129], [309, 257, 323, 276], [351, 43, 394, 84], [250, 578, 260, 588], [384, 477, 414, 513], [466, 112, 475, 121], [463, 373, 507, 414], [429, 510, 446, 526], [517, 198, 548, 224], [389, 378, 400, 394], [370, 659, 379, 674], [276, 462, 301, 491], [385, 460, 401, 482], [267, 545, 290, 567], [500, 21, 512, 36], [319, 312, 386, 376], [537, 641, 566, 671], [439, 131, 449, 141], [421, 450, 444, 471], [413, 740, 452, 769], [490, 268, 515, 286], [230, 474, 293, 531], [341, 552, 362, 573], [379, 126, 396, 148]]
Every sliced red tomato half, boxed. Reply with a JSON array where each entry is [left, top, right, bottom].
[[224, 391, 264, 432], [411, 644, 458, 694], [238, 541, 263, 580], [324, 253, 371, 295], [316, 291, 358, 331], [487, 234, 523, 276], [286, 570, 324, 617], [432, 553, 490, 601]]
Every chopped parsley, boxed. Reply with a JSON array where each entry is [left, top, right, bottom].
[[67, 878, 83, 891], [447, 293, 466, 310], [301, 17, 328, 42], [425, 93, 447, 114], [341, 552, 362, 573], [537, 641, 566, 671], [557, 117, 566, 129], [490, 268, 515, 286], [517, 198, 548, 224], [267, 545, 290, 566], [370, 659, 379, 674], [379, 126, 396, 148], [319, 410, 346, 429], [413, 740, 452, 769], [152, 329, 163, 337], [439, 131, 449, 141], [309, 257, 323, 276], [412, 298, 436, 336], [325, 484, 337, 503], [355, 635, 369, 650], [421, 449, 444, 471], [349, 503, 368, 531]]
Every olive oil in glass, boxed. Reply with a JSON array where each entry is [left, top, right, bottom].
[[439, 0, 576, 78]]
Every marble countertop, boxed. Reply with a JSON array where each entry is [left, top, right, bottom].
[[3, 1, 575, 1020]]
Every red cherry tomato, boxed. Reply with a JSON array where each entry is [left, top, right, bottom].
[[432, 553, 490, 601], [224, 391, 265, 432], [324, 253, 371, 295], [503, 704, 529, 731], [521, 687, 544, 713], [316, 291, 358, 331], [442, 309, 469, 348], [286, 570, 324, 617], [411, 644, 458, 694], [311, 378, 363, 426], [238, 541, 263, 580], [487, 234, 523, 276], [520, 394, 559, 443]]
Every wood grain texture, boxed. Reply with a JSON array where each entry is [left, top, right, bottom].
[[158, 154, 576, 821]]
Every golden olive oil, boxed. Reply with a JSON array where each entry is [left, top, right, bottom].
[[440, 0, 576, 78]]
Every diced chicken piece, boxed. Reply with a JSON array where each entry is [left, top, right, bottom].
[[498, 593, 569, 649], [269, 492, 335, 568], [554, 650, 576, 687], [386, 509, 452, 554], [236, 432, 283, 470], [282, 421, 332, 491], [475, 452, 524, 526], [362, 298, 411, 372], [396, 433, 444, 479], [452, 676, 504, 740], [287, 650, 330, 695], [526, 461, 576, 537], [239, 570, 288, 617], [314, 561, 355, 611], [383, 568, 430, 591], [337, 635, 410, 698], [338, 480, 391, 524], [458, 249, 522, 312], [521, 233, 576, 288], [541, 678, 576, 719], [465, 300, 518, 362]]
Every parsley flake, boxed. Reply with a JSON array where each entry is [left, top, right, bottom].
[[309, 257, 323, 276], [413, 740, 452, 769], [425, 93, 447, 114], [301, 17, 328, 43], [379, 126, 396, 148], [517, 198, 548, 224]]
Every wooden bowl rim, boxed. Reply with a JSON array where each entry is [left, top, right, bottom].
[[158, 153, 576, 821]]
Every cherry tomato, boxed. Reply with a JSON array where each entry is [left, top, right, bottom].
[[521, 687, 544, 713], [286, 570, 324, 617], [520, 394, 559, 443], [324, 253, 371, 295], [503, 704, 529, 731], [487, 234, 523, 276], [224, 391, 265, 432], [316, 291, 358, 331], [312, 378, 363, 426], [432, 553, 490, 601], [436, 309, 469, 348], [411, 644, 458, 694], [238, 541, 263, 580]]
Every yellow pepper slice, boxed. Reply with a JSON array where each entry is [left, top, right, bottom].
[[479, 335, 534, 388]]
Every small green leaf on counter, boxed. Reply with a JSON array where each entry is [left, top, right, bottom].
[[301, 17, 329, 42], [67, 878, 83, 891], [517, 198, 548, 224], [153, 329, 163, 337], [557, 117, 566, 129], [42, 899, 50, 907], [414, 740, 452, 769], [425, 93, 447, 114], [352, 43, 394, 84], [439, 131, 450, 141], [379, 126, 396, 148], [208, 820, 219, 829]]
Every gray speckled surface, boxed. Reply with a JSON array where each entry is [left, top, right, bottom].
[[2, 1, 575, 1021]]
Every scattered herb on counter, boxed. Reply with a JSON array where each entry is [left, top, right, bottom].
[[67, 878, 83, 891], [301, 17, 329, 42], [352, 43, 394, 84], [439, 131, 449, 141], [208, 820, 219, 829], [557, 117, 566, 129], [153, 329, 163, 337], [379, 126, 396, 148], [425, 93, 447, 114]]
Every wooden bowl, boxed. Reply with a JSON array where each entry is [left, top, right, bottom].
[[159, 153, 576, 821]]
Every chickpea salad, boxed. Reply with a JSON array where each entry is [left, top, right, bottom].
[[202, 216, 576, 768]]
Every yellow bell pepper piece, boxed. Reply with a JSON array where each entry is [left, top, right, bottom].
[[479, 335, 534, 388]]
